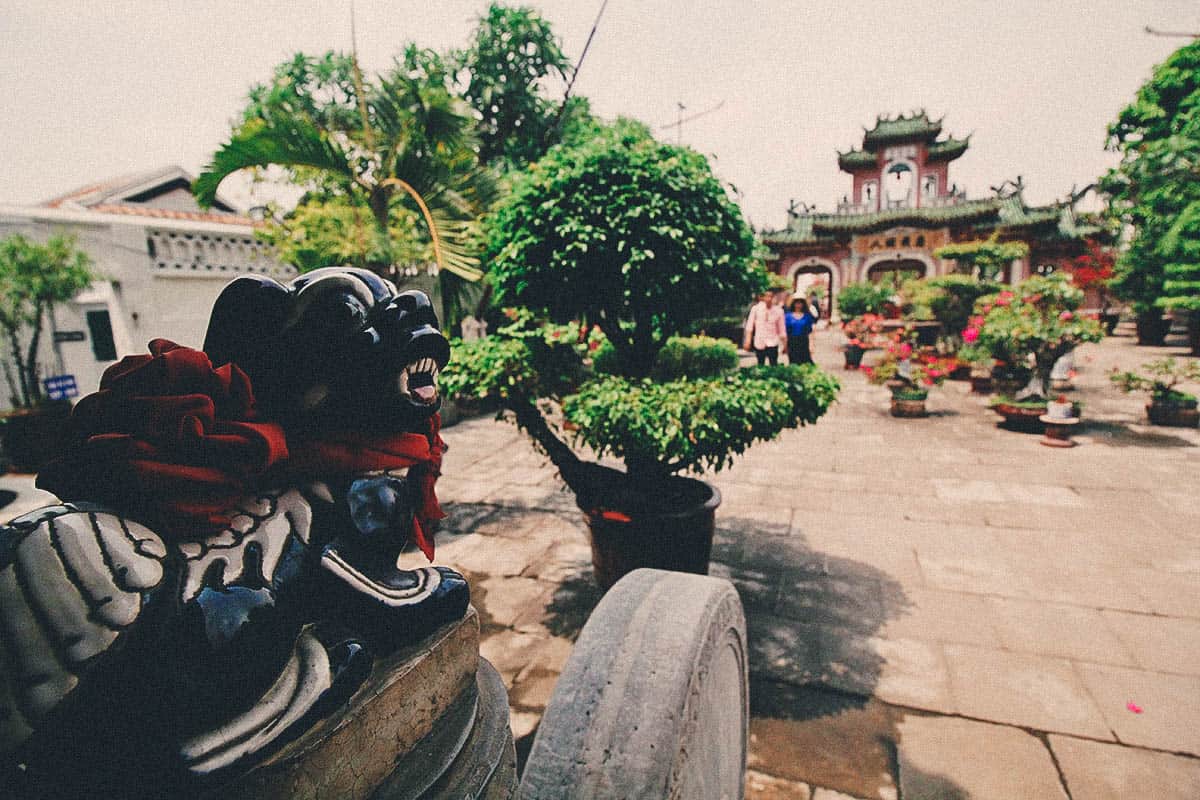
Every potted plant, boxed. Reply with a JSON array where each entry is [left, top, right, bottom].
[[441, 121, 839, 588], [956, 342, 995, 393], [1110, 357, 1200, 427], [864, 334, 952, 417], [967, 274, 1104, 430], [836, 281, 891, 320], [0, 233, 97, 472], [841, 313, 884, 369]]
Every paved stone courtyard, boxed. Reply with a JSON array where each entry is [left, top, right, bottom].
[[2, 330, 1198, 799]]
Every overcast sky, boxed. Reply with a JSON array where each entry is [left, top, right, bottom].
[[1, 1, 1196, 230]]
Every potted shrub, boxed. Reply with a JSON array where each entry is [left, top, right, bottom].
[[841, 313, 885, 369], [1110, 357, 1200, 427], [864, 334, 952, 417], [836, 281, 891, 320], [0, 234, 97, 471], [956, 343, 994, 393], [442, 121, 840, 588], [967, 274, 1104, 429]]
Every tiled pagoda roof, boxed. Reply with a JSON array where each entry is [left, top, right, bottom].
[[926, 136, 970, 163], [862, 111, 943, 148], [761, 193, 1092, 245]]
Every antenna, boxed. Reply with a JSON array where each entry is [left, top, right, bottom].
[[659, 100, 726, 143]]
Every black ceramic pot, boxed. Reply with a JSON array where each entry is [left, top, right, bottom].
[[1135, 312, 1171, 346], [844, 345, 865, 369], [580, 469, 721, 590], [1147, 400, 1200, 428]]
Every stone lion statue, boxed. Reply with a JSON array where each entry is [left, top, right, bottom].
[[0, 267, 468, 798]]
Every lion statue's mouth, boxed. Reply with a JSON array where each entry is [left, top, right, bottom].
[[397, 356, 441, 406]]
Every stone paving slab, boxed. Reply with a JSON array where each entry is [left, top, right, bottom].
[[1075, 663, 1200, 755], [1099, 610, 1200, 675], [943, 644, 1113, 739], [984, 597, 1137, 666], [1049, 734, 1200, 800], [896, 715, 1066, 799]]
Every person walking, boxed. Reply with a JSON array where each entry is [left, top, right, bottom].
[[744, 291, 786, 365], [784, 296, 817, 364]]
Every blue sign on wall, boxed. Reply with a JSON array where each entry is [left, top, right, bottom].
[[43, 374, 78, 401]]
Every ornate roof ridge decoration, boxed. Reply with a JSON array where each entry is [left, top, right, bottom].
[[837, 148, 877, 170], [925, 135, 971, 163], [862, 109, 943, 148]]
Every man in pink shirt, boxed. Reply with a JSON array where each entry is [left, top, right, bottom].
[[743, 291, 787, 365]]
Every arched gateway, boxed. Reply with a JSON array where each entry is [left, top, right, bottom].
[[759, 111, 1106, 295]]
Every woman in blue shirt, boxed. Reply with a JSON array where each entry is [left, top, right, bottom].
[[784, 297, 817, 364]]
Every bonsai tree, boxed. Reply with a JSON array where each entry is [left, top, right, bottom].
[[836, 281, 890, 318], [1110, 357, 1200, 406], [864, 334, 953, 400], [922, 274, 1004, 349], [934, 235, 1029, 282], [967, 273, 1103, 400], [0, 233, 96, 409], [442, 121, 838, 504]]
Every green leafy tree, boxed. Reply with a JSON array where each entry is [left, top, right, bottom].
[[487, 120, 767, 379], [1102, 40, 1200, 328], [1157, 200, 1200, 352], [836, 281, 891, 318], [443, 122, 837, 496], [454, 3, 589, 168], [254, 194, 430, 273], [195, 47, 495, 284], [0, 234, 96, 409]]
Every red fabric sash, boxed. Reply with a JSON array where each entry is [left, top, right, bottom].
[[37, 339, 445, 560]]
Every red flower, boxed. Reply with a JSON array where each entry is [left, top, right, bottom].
[[962, 327, 980, 344]]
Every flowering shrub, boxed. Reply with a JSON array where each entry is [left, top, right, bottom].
[[1071, 241, 1115, 291], [966, 274, 1103, 398], [841, 313, 886, 349], [864, 332, 956, 396]]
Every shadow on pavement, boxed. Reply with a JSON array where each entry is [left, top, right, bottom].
[[1083, 420, 1198, 448], [715, 516, 912, 798], [539, 568, 604, 642]]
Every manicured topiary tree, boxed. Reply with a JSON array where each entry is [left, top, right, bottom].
[[1157, 200, 1200, 353], [1102, 40, 1200, 343], [966, 273, 1103, 400], [934, 236, 1029, 283], [443, 120, 838, 506]]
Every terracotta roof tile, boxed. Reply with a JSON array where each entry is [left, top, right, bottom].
[[89, 203, 257, 227]]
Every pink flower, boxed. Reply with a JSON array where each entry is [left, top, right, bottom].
[[962, 327, 980, 344], [1059, 310, 1073, 321], [969, 315, 985, 327], [1126, 702, 1144, 714], [899, 343, 913, 358], [996, 291, 1014, 307]]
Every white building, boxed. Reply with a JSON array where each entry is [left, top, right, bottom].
[[0, 166, 296, 401]]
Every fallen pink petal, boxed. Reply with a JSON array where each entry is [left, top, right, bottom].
[[1126, 702, 1144, 714]]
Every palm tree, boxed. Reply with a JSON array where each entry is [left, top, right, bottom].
[[194, 52, 496, 292]]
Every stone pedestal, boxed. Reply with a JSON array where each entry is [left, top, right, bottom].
[[1039, 415, 1079, 448], [218, 607, 515, 800]]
